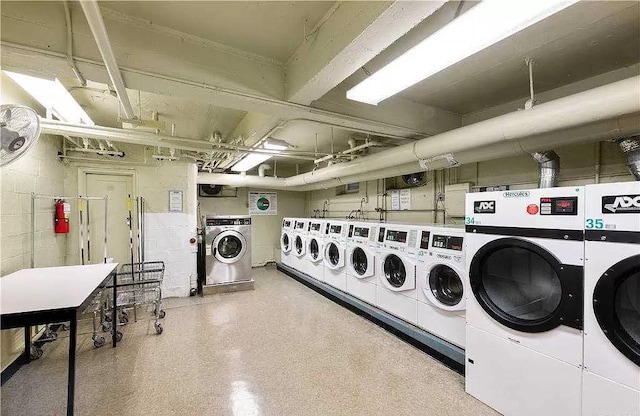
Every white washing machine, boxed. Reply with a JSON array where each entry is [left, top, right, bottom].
[[345, 221, 378, 305], [280, 218, 294, 268], [291, 218, 308, 274], [465, 187, 585, 416], [323, 220, 348, 291], [375, 223, 419, 324], [205, 215, 252, 285], [582, 181, 640, 416], [416, 225, 466, 348], [305, 219, 326, 282]]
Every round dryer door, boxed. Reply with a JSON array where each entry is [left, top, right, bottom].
[[593, 254, 640, 366], [308, 238, 321, 262], [325, 242, 343, 269], [281, 232, 291, 253], [383, 254, 408, 290], [295, 235, 306, 257], [469, 238, 583, 333], [429, 265, 464, 308], [351, 246, 371, 277], [213, 230, 247, 264]]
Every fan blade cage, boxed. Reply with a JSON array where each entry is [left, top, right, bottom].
[[0, 105, 41, 167]]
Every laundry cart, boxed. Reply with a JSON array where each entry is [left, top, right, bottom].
[[102, 261, 166, 336]]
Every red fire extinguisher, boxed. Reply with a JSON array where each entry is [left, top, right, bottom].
[[54, 200, 71, 234]]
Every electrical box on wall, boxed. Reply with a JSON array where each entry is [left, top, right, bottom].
[[444, 183, 472, 217]]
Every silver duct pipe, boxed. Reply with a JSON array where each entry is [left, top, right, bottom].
[[531, 151, 560, 188], [617, 136, 640, 180]]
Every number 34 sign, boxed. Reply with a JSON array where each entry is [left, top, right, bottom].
[[249, 192, 277, 215]]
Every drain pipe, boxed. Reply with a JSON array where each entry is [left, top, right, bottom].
[[531, 150, 560, 188], [258, 164, 271, 177], [616, 136, 640, 180]]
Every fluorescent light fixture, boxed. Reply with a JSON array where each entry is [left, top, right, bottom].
[[5, 71, 94, 125], [231, 140, 288, 173], [346, 0, 578, 105]]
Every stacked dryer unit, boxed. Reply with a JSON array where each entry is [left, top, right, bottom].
[[345, 221, 378, 305], [582, 181, 639, 416], [305, 219, 326, 282], [416, 225, 466, 348], [280, 218, 294, 268], [375, 223, 419, 325], [323, 220, 348, 291], [465, 187, 585, 416], [292, 218, 308, 274]]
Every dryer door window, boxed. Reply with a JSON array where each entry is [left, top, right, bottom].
[[217, 235, 243, 259], [295, 236, 303, 255], [469, 238, 583, 333], [429, 265, 463, 307], [384, 254, 406, 288], [282, 233, 290, 251], [327, 242, 340, 266], [352, 247, 368, 276], [309, 239, 319, 260], [593, 254, 640, 366]]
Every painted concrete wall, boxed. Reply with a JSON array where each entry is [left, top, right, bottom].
[[0, 73, 67, 370], [307, 141, 633, 224], [198, 188, 306, 265]]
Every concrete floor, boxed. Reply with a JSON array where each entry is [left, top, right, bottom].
[[1, 265, 498, 416]]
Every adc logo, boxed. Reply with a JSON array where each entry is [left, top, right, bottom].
[[602, 194, 640, 214], [474, 200, 496, 214]]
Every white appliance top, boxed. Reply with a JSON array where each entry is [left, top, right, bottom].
[[585, 182, 640, 233]]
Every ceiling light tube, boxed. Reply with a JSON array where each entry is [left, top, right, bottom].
[[231, 139, 288, 172], [346, 0, 578, 105]]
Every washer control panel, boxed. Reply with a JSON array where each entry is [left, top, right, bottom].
[[540, 196, 578, 216]]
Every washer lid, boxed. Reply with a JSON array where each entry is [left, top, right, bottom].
[[213, 230, 247, 264], [593, 254, 640, 366], [469, 237, 583, 333]]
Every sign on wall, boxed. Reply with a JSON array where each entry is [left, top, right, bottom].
[[249, 192, 277, 215]]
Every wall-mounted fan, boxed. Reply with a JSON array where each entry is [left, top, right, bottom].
[[1, 105, 41, 167], [198, 184, 238, 198], [402, 171, 426, 187]]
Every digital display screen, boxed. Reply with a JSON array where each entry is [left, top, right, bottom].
[[378, 227, 386, 243], [330, 225, 342, 234], [540, 196, 578, 216], [386, 230, 407, 243], [420, 231, 430, 250], [555, 199, 574, 212], [432, 235, 463, 251], [354, 227, 369, 238], [283, 220, 291, 227], [310, 223, 321, 231], [295, 222, 305, 229]]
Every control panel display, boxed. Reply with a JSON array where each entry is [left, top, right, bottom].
[[207, 218, 251, 226], [432, 235, 463, 251], [295, 222, 305, 229], [378, 227, 386, 243], [310, 223, 321, 231], [540, 196, 578, 216], [354, 227, 369, 238], [420, 231, 431, 250], [283, 220, 291, 227], [386, 230, 407, 243], [330, 225, 342, 234]]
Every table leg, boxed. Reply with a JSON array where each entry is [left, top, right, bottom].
[[112, 273, 117, 348], [23, 326, 31, 363], [66, 317, 77, 416]]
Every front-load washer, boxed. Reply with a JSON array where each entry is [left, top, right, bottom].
[[465, 187, 585, 416], [280, 218, 294, 268], [205, 215, 252, 285], [582, 181, 640, 416], [305, 219, 326, 282], [291, 218, 308, 274], [323, 220, 348, 291], [345, 221, 378, 305], [416, 225, 466, 348], [375, 224, 419, 324]]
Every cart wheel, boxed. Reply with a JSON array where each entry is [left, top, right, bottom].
[[155, 323, 163, 335], [189, 288, 197, 297], [122, 310, 129, 318], [30, 345, 43, 360], [119, 315, 129, 324], [102, 322, 111, 332], [158, 310, 166, 319], [115, 331, 123, 342], [61, 323, 70, 331], [104, 315, 112, 323], [93, 336, 105, 348]]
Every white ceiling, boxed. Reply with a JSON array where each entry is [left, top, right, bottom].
[[100, 1, 336, 62]]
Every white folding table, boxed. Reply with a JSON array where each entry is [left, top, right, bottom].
[[0, 263, 118, 415]]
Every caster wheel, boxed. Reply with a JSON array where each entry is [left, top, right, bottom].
[[155, 323, 163, 335], [189, 288, 197, 297], [158, 310, 166, 319], [93, 336, 105, 348], [61, 323, 70, 331], [30, 346, 43, 360], [102, 322, 111, 332], [115, 331, 123, 342], [104, 315, 112, 323], [119, 315, 129, 324]]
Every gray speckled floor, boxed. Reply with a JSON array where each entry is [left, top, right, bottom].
[[1, 265, 498, 416]]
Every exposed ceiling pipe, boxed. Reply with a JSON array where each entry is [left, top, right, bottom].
[[63, 1, 86, 86], [78, 0, 135, 119], [258, 164, 272, 178], [616, 136, 640, 180], [198, 76, 640, 191], [531, 151, 560, 188]]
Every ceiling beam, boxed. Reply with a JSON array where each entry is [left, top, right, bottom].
[[285, 1, 447, 105]]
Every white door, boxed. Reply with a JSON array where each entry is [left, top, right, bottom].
[[85, 173, 136, 265]]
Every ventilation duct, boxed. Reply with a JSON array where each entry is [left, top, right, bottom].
[[617, 136, 640, 180], [531, 151, 560, 188]]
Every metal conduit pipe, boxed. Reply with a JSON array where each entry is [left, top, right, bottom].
[[531, 151, 560, 188], [63, 1, 86, 86], [79, 0, 135, 119], [616, 136, 640, 180], [258, 164, 272, 177]]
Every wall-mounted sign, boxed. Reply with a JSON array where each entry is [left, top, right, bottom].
[[249, 192, 277, 215], [169, 190, 183, 212]]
